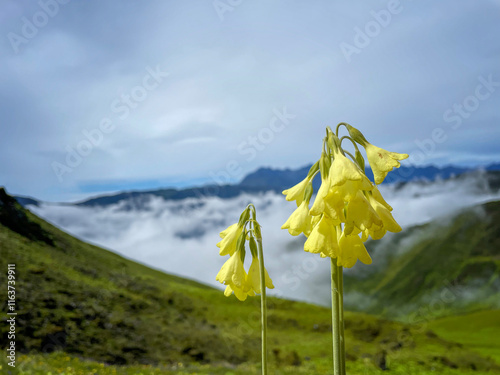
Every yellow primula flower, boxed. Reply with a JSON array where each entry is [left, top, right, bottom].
[[309, 175, 331, 216], [282, 176, 310, 206], [304, 214, 339, 258], [329, 150, 373, 189], [371, 186, 392, 211], [248, 256, 275, 294], [281, 200, 313, 236], [367, 194, 402, 233], [337, 230, 372, 268], [365, 143, 409, 185], [344, 191, 382, 235], [217, 223, 243, 256], [224, 283, 255, 301], [216, 251, 247, 288]]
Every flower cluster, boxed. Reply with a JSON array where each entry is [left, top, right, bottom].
[[282, 124, 408, 268], [216, 205, 274, 301]]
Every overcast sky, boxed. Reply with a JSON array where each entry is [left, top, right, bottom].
[[1, 0, 499, 202]]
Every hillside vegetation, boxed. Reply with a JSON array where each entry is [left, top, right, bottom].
[[0, 188, 499, 374], [344, 200, 500, 319]]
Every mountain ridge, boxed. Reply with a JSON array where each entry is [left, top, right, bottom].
[[12, 163, 500, 209]]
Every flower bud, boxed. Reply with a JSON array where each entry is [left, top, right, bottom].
[[346, 124, 368, 146]]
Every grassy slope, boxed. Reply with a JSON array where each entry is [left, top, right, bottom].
[[344, 201, 500, 319], [0, 190, 499, 373], [428, 310, 500, 364]]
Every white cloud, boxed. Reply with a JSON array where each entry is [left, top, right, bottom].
[[29, 173, 500, 306]]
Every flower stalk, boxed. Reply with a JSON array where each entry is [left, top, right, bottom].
[[281, 123, 408, 375], [331, 258, 342, 375], [216, 204, 273, 375], [257, 237, 268, 375]]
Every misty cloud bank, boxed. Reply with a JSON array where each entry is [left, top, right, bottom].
[[30, 173, 500, 306]]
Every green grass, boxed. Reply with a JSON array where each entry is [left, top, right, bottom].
[[0, 189, 499, 373], [428, 310, 500, 364]]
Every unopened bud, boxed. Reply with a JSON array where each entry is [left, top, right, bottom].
[[346, 124, 368, 146]]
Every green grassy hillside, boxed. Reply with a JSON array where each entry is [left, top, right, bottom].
[[0, 188, 499, 374], [344, 200, 500, 319]]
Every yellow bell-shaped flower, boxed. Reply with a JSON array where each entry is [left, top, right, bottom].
[[329, 150, 372, 189], [216, 251, 247, 288], [217, 223, 243, 256], [309, 176, 331, 216], [282, 176, 310, 206], [367, 194, 402, 233], [224, 283, 255, 301], [365, 143, 409, 185], [281, 200, 313, 236], [337, 230, 372, 268], [371, 186, 392, 211], [247, 256, 275, 294], [344, 191, 382, 235], [304, 215, 339, 258]]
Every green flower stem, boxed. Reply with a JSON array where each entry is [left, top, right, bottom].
[[338, 265, 346, 375], [331, 258, 341, 375], [257, 239, 268, 375]]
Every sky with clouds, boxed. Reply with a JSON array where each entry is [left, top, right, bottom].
[[1, 0, 499, 202]]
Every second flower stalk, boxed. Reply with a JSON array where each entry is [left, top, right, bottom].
[[216, 204, 274, 374]]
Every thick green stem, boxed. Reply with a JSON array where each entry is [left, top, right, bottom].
[[257, 240, 268, 375], [331, 258, 341, 375], [338, 266, 346, 375]]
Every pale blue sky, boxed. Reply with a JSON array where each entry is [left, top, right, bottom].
[[1, 0, 499, 201]]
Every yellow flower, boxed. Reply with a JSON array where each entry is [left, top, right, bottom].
[[282, 177, 310, 206], [344, 191, 382, 235], [365, 143, 409, 185], [309, 175, 331, 216], [371, 186, 392, 211], [367, 194, 402, 233], [281, 201, 313, 236], [216, 251, 246, 288], [337, 230, 372, 268], [247, 256, 275, 294], [304, 215, 339, 258], [224, 284, 255, 301], [217, 223, 243, 256], [329, 151, 372, 189]]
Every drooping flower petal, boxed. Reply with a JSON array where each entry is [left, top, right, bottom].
[[217, 223, 243, 256], [365, 143, 409, 185], [282, 177, 310, 206], [344, 191, 382, 235], [304, 215, 339, 258], [247, 256, 274, 294], [281, 200, 313, 236], [368, 195, 402, 233], [329, 151, 373, 189], [216, 252, 246, 288], [337, 231, 372, 268], [309, 177, 331, 216]]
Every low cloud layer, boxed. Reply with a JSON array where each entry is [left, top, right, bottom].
[[30, 173, 500, 306]]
